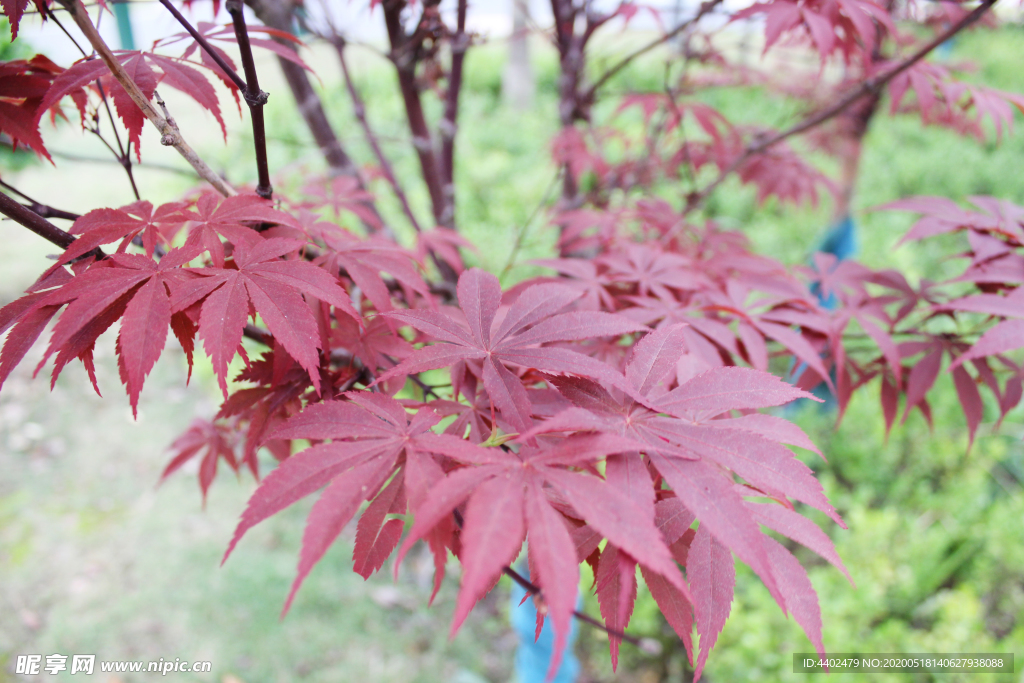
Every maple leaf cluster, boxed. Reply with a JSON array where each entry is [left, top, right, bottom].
[[1, 0, 1021, 676], [0, 187, 854, 675]]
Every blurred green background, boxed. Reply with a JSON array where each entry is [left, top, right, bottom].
[[1, 15, 1023, 683]]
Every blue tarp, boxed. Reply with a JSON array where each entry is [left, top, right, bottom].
[[509, 565, 581, 683]]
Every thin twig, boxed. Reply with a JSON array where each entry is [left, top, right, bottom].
[[226, 0, 273, 199], [499, 168, 562, 280], [156, 0, 248, 92], [683, 0, 998, 214], [56, 0, 236, 197], [502, 566, 649, 649], [333, 37, 422, 234], [381, 0, 448, 227], [50, 0, 140, 203], [45, 6, 88, 56], [446, 508, 653, 649], [49, 149, 197, 177], [584, 0, 724, 103], [94, 79, 141, 200], [439, 0, 468, 224]]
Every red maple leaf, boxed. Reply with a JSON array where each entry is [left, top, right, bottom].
[[376, 268, 649, 432], [172, 235, 359, 395], [59, 199, 190, 264], [0, 55, 69, 160], [0, 247, 201, 413], [222, 392, 492, 612], [160, 418, 240, 503], [394, 431, 687, 678], [177, 193, 298, 268], [523, 325, 842, 666]]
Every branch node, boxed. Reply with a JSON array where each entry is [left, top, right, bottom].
[[244, 89, 270, 107]]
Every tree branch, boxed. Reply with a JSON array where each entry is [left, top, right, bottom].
[[333, 37, 421, 235], [158, 0, 272, 198], [550, 0, 590, 204], [226, 0, 273, 199], [55, 0, 235, 197], [243, 0, 385, 232], [0, 190, 78, 249], [439, 0, 468, 219], [0, 180, 81, 222], [157, 0, 248, 92], [683, 0, 998, 214], [382, 0, 449, 227], [583, 0, 723, 103]]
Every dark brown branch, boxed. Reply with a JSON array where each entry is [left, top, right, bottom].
[[243, 0, 385, 232], [226, 0, 273, 199], [439, 0, 468, 215], [550, 0, 591, 204], [583, 0, 723, 103], [333, 37, 422, 235], [157, 0, 248, 92], [158, 0, 271, 198], [382, 0, 448, 227], [684, 0, 998, 214], [0, 191, 110, 264], [0, 180, 81, 222], [0, 190, 78, 249]]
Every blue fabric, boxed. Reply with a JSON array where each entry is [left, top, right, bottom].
[[819, 214, 858, 263], [811, 214, 857, 310], [790, 214, 859, 411], [510, 566, 581, 683]]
